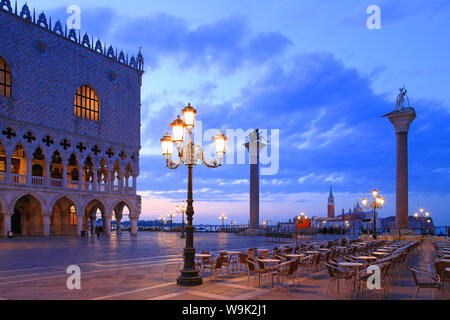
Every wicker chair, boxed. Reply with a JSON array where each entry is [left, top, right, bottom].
[[203, 256, 225, 281], [276, 260, 299, 291], [432, 260, 450, 292], [247, 258, 270, 287], [237, 253, 249, 273], [325, 262, 352, 294], [409, 266, 441, 300]]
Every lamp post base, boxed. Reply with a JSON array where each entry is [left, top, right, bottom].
[[177, 272, 203, 286]]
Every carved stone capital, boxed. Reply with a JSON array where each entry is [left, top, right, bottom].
[[386, 108, 416, 134]]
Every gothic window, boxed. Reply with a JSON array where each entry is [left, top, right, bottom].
[[74, 85, 100, 121], [13, 145, 24, 158], [69, 205, 77, 225], [32, 164, 43, 177], [70, 168, 79, 181], [0, 57, 11, 98]]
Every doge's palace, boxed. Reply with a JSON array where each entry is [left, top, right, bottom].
[[0, 1, 144, 237]]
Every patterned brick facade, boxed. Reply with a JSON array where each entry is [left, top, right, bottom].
[[0, 1, 144, 237]]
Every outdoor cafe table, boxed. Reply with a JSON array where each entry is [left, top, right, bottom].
[[338, 262, 364, 295], [355, 256, 377, 261], [286, 254, 304, 258], [195, 254, 211, 266], [376, 248, 392, 252], [373, 252, 390, 256]]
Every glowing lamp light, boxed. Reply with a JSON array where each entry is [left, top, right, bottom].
[[414, 212, 418, 218], [182, 103, 197, 129], [170, 116, 186, 145], [213, 131, 227, 158], [372, 189, 378, 198], [425, 212, 430, 217], [362, 198, 368, 207], [375, 196, 385, 208], [160, 132, 174, 160]]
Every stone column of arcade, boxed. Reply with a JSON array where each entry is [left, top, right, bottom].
[[104, 215, 112, 236], [2, 212, 12, 237], [90, 215, 96, 235], [386, 108, 416, 232], [76, 214, 84, 236], [42, 213, 51, 237], [130, 216, 138, 236]]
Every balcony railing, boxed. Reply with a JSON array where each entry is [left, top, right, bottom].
[[50, 178, 63, 187], [2, 174, 136, 195], [32, 176, 45, 185], [67, 180, 80, 190], [83, 182, 93, 191], [12, 174, 27, 185], [124, 187, 134, 195]]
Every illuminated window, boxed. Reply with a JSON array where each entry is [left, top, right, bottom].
[[0, 57, 11, 98], [69, 205, 77, 225], [13, 145, 24, 158], [74, 85, 99, 121]]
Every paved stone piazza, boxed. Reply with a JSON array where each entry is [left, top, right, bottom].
[[0, 232, 447, 300]]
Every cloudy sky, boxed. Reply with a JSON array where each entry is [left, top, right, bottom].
[[32, 0, 450, 225]]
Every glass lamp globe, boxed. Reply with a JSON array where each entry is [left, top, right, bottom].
[[170, 116, 186, 145], [213, 131, 227, 158], [160, 132, 174, 160], [182, 103, 197, 129]]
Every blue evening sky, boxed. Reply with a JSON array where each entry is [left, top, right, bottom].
[[30, 0, 450, 225]]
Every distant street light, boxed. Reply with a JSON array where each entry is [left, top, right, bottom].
[[414, 208, 431, 235], [159, 215, 165, 231], [362, 189, 385, 239], [168, 210, 175, 232], [219, 213, 227, 230], [176, 201, 187, 238]]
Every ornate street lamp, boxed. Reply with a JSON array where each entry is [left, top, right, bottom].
[[168, 210, 175, 232], [159, 215, 165, 231], [414, 208, 430, 235], [176, 201, 186, 238], [361, 189, 385, 240], [160, 103, 226, 287], [219, 213, 227, 230]]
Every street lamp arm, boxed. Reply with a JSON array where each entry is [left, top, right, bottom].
[[166, 158, 182, 169], [194, 144, 222, 168]]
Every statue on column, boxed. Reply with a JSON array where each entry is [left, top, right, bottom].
[[395, 86, 410, 111]]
